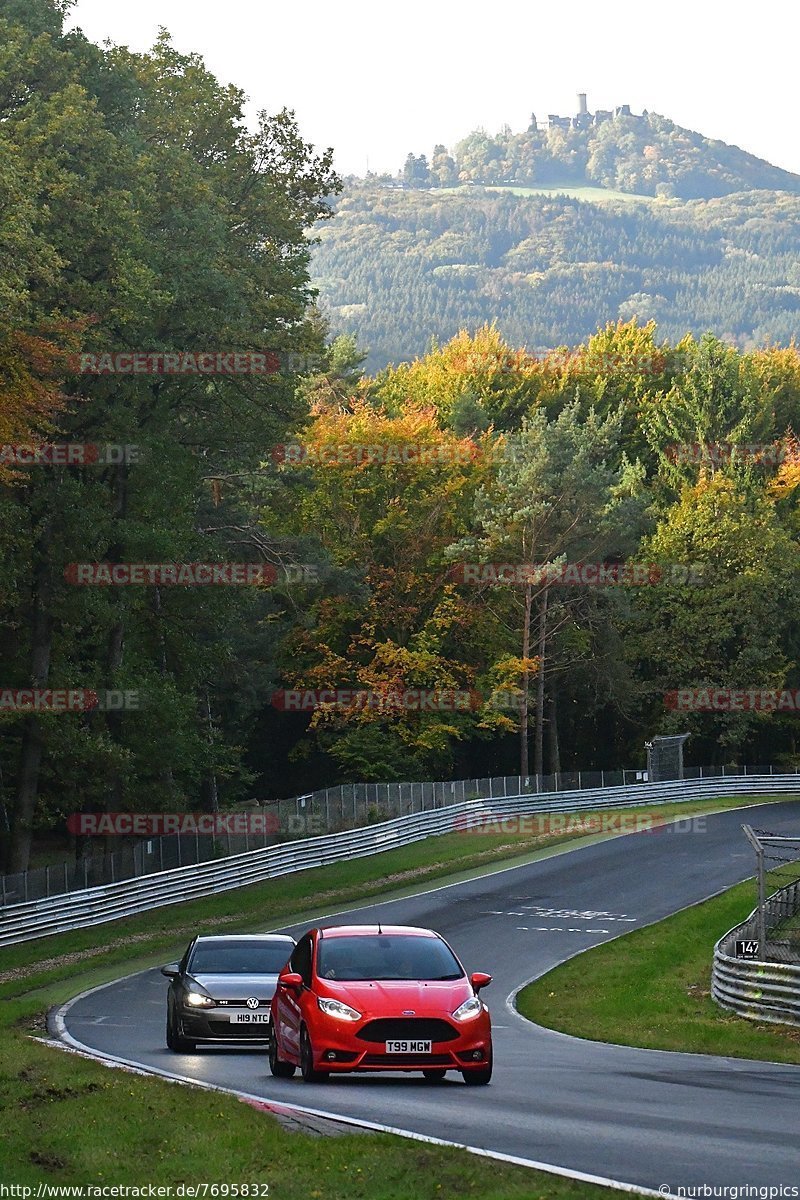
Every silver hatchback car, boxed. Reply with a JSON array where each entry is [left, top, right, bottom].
[[162, 933, 295, 1051]]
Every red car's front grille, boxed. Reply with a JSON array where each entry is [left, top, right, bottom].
[[361, 1053, 452, 1066], [356, 1018, 458, 1043]]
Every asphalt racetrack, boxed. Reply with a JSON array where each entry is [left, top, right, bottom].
[[59, 802, 800, 1193]]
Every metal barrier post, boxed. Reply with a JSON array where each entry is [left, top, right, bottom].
[[743, 825, 767, 951]]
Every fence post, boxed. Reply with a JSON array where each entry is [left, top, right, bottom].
[[601, 770, 605, 788], [64, 862, 69, 895], [1, 873, 6, 906], [24, 870, 28, 902], [756, 846, 766, 950], [578, 771, 582, 790], [46, 865, 50, 898]]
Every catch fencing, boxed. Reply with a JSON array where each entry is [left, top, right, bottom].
[[2, 771, 800, 948], [712, 827, 800, 1028], [712, 894, 800, 1027], [3, 762, 793, 909]]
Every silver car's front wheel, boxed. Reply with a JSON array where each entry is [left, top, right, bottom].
[[166, 1002, 196, 1053]]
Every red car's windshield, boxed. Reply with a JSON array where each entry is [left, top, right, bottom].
[[316, 934, 464, 981]]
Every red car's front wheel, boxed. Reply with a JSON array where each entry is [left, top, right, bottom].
[[268, 1025, 295, 1078], [299, 1026, 329, 1083], [461, 1050, 492, 1085]]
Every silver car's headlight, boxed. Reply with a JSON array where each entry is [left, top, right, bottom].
[[317, 997, 361, 1021], [452, 995, 483, 1021], [185, 990, 215, 1008]]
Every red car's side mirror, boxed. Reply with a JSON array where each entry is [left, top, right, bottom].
[[470, 971, 492, 992], [278, 971, 304, 993]]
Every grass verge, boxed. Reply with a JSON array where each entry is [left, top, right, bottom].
[[1, 793, 795, 1193], [516, 881, 800, 1064]]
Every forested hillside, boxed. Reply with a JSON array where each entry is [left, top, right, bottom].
[[265, 323, 800, 794], [313, 187, 800, 373], [400, 109, 800, 198]]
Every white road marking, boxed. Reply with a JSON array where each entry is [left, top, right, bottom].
[[491, 905, 636, 923]]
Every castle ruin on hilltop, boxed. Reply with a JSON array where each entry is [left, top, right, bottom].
[[528, 94, 646, 132]]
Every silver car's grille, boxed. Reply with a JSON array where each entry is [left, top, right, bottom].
[[206, 1021, 270, 1038], [215, 999, 267, 1007]]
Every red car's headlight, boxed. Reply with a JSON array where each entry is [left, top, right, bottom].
[[317, 997, 361, 1022], [452, 995, 483, 1021]]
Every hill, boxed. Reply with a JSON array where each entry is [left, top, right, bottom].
[[397, 106, 800, 200], [312, 186, 800, 373]]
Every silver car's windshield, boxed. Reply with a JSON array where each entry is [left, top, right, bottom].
[[316, 935, 463, 981], [189, 942, 291, 975]]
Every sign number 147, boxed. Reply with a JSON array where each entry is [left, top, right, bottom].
[[735, 940, 760, 959]]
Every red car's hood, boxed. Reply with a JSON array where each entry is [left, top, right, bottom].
[[317, 978, 473, 1016]]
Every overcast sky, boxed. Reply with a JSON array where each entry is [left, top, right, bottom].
[[68, 0, 800, 180]]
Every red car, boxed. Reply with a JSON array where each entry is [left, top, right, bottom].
[[268, 923, 493, 1084]]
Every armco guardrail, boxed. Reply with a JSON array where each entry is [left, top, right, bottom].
[[3, 773, 800, 947], [713, 915, 800, 1028], [5, 763, 793, 906]]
